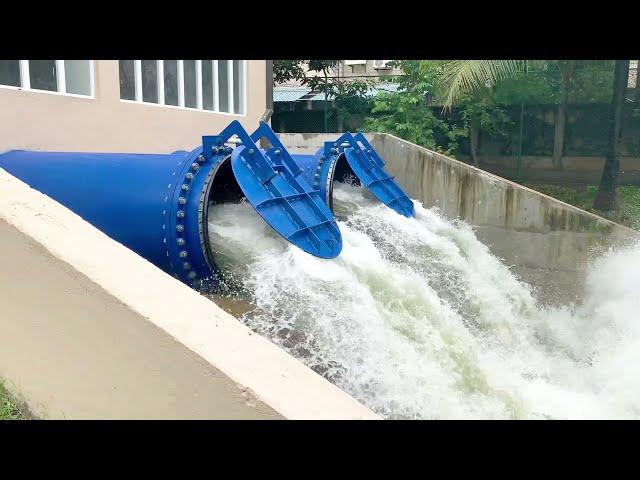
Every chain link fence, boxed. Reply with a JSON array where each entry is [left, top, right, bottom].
[[455, 103, 640, 185], [272, 93, 373, 133]]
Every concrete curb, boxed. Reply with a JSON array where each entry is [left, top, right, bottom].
[[0, 169, 380, 420]]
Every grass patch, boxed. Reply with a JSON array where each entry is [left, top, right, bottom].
[[525, 184, 640, 231], [0, 381, 25, 420]]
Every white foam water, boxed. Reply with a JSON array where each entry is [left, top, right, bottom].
[[207, 184, 640, 419]]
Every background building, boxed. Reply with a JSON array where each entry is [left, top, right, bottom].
[[272, 60, 401, 133], [331, 60, 403, 79], [276, 60, 402, 86], [0, 60, 267, 153]]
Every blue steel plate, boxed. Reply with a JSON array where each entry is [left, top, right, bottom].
[[231, 146, 342, 259], [343, 147, 415, 217]]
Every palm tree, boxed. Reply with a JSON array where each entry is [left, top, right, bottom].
[[437, 60, 527, 167], [439, 60, 632, 213], [439, 60, 578, 169], [438, 60, 527, 110]]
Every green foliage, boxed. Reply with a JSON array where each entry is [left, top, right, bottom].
[[438, 60, 528, 109], [440, 60, 615, 108], [490, 72, 556, 105], [566, 61, 614, 103], [363, 61, 464, 154], [0, 381, 24, 420], [274, 59, 373, 132], [273, 60, 306, 84], [618, 186, 640, 231], [276, 59, 621, 157], [329, 81, 373, 130], [362, 60, 519, 155], [273, 59, 372, 96], [525, 184, 640, 231], [455, 92, 514, 140], [273, 60, 337, 87]]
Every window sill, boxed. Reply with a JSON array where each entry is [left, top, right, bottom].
[[119, 99, 246, 117], [0, 84, 94, 99]]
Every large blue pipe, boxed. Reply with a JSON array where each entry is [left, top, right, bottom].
[[0, 146, 223, 289], [0, 121, 343, 291]]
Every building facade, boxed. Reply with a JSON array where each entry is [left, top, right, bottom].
[[0, 60, 267, 153], [276, 60, 402, 87], [335, 60, 402, 79]]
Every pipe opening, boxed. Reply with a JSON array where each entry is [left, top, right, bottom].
[[207, 155, 245, 205], [201, 155, 245, 279], [328, 153, 361, 212]]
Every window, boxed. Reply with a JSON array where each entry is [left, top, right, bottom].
[[233, 60, 244, 115], [64, 60, 91, 95], [218, 60, 229, 113], [183, 60, 197, 109], [118, 60, 246, 114], [0, 60, 93, 97], [119, 60, 136, 100], [202, 60, 214, 111], [29, 60, 57, 91], [163, 60, 179, 106], [141, 60, 159, 103], [0, 60, 20, 87]]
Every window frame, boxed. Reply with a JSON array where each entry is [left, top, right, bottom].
[[119, 60, 247, 116], [0, 60, 95, 99]]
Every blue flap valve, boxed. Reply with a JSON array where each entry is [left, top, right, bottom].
[[280, 125, 415, 218]]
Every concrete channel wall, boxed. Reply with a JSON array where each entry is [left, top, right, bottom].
[[0, 169, 379, 420], [277, 132, 640, 304]]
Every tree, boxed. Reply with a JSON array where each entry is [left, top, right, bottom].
[[593, 60, 631, 212], [440, 60, 577, 168], [548, 61, 612, 169], [455, 93, 512, 166], [273, 60, 307, 85], [440, 60, 630, 211], [273, 60, 370, 96], [363, 61, 464, 154], [439, 60, 528, 110], [438, 60, 530, 165], [552, 61, 577, 169], [273, 60, 337, 89], [273, 60, 372, 132]]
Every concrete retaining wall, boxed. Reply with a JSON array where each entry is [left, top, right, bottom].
[[0, 169, 379, 420], [278, 132, 640, 305], [274, 133, 342, 154]]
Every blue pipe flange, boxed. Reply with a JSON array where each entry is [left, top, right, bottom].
[[164, 145, 234, 291]]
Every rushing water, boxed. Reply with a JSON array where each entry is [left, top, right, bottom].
[[207, 183, 640, 420]]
